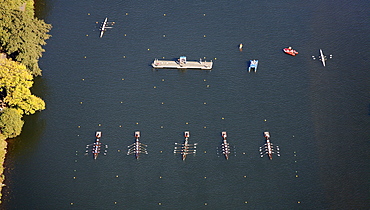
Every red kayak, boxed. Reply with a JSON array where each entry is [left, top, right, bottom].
[[283, 47, 298, 56]]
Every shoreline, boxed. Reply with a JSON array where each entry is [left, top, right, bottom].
[[0, 0, 49, 203], [0, 136, 7, 203]]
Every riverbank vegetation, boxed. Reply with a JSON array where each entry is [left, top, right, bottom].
[[0, 0, 51, 202], [0, 0, 51, 76]]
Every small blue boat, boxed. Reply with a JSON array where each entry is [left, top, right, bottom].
[[248, 60, 258, 72]]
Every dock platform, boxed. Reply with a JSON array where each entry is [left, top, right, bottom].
[[152, 56, 213, 70]]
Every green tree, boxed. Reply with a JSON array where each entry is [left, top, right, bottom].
[[0, 0, 51, 76], [0, 108, 24, 138]]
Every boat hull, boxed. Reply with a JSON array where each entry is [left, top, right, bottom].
[[248, 60, 258, 72], [283, 48, 298, 56]]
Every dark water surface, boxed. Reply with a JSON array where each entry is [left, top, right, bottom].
[[2, 0, 369, 209]]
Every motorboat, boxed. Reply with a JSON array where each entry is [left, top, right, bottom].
[[283, 47, 298, 56], [248, 60, 258, 72]]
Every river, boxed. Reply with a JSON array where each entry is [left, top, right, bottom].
[[1, 0, 369, 209]]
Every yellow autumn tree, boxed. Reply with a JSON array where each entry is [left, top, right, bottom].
[[0, 58, 45, 115]]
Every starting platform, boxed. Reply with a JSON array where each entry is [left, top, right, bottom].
[[152, 56, 213, 70]]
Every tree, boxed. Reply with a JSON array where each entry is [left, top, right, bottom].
[[0, 1, 48, 140], [0, 59, 45, 115], [0, 0, 51, 76], [0, 108, 24, 138], [0, 0, 25, 10]]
